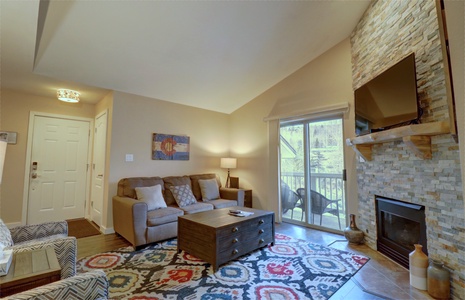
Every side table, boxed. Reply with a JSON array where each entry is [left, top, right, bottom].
[[0, 247, 61, 297], [243, 189, 252, 208]]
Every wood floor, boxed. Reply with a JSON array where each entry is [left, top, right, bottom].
[[76, 222, 434, 299]]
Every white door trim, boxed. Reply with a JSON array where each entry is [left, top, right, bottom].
[[22, 111, 94, 225], [89, 109, 108, 228]]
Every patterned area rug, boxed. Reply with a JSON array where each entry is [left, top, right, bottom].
[[77, 233, 369, 300]]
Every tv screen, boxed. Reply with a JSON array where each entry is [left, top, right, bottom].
[[354, 53, 419, 136]]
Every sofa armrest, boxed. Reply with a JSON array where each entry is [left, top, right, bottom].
[[219, 188, 245, 207], [113, 196, 148, 248], [2, 270, 109, 300], [7, 236, 77, 279], [10, 221, 68, 244]]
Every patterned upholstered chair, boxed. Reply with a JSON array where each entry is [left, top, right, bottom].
[[2, 269, 109, 300], [0, 219, 77, 279]]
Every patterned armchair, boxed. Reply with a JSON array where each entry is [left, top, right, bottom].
[[0, 219, 76, 279], [2, 269, 109, 300]]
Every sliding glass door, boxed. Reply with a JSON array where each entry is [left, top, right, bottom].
[[280, 117, 346, 232]]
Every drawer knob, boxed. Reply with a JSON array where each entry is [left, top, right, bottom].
[[232, 238, 239, 243], [232, 249, 238, 255], [259, 239, 264, 244], [259, 229, 264, 234], [232, 227, 239, 233], [259, 219, 264, 224]]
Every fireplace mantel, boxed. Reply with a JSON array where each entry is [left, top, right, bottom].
[[346, 121, 450, 161]]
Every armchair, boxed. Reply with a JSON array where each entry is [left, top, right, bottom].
[[2, 269, 108, 300], [0, 220, 77, 279]]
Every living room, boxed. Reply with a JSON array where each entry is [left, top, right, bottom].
[[1, 0, 464, 299]]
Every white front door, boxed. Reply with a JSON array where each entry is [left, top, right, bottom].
[[27, 116, 90, 224], [90, 112, 107, 227]]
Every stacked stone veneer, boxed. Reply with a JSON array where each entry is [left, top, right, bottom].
[[350, 0, 464, 299]]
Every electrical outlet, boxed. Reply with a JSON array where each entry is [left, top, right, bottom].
[[125, 154, 134, 162]]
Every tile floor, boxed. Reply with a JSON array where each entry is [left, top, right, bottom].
[[276, 222, 434, 300]]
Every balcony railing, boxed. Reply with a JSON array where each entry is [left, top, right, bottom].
[[281, 172, 346, 214]]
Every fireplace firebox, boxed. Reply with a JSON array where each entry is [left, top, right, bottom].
[[376, 196, 427, 269]]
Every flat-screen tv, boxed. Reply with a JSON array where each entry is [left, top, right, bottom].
[[354, 53, 420, 136]]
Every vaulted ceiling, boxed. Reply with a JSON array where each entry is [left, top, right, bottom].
[[1, 0, 370, 113]]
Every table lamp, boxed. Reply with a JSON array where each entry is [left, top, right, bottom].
[[220, 158, 237, 188]]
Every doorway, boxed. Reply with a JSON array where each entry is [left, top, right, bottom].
[[280, 117, 346, 231], [24, 113, 92, 225]]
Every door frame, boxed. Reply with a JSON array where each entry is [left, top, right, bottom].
[[279, 115, 347, 234], [89, 110, 108, 228], [21, 111, 94, 225]]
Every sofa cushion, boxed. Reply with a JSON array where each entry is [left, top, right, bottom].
[[163, 176, 192, 206], [180, 202, 214, 214], [135, 184, 167, 211], [117, 177, 164, 198], [0, 218, 13, 247], [169, 184, 197, 207], [208, 199, 238, 209], [198, 179, 220, 201], [190, 173, 222, 201], [147, 207, 184, 226]]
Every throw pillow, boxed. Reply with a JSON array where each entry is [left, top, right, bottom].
[[169, 184, 197, 207], [135, 185, 167, 211], [198, 179, 220, 201], [0, 218, 13, 247]]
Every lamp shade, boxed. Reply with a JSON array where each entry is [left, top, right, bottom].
[[220, 158, 237, 169]]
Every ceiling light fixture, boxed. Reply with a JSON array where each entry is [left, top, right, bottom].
[[57, 89, 80, 103]]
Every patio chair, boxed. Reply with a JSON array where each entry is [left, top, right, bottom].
[[296, 188, 306, 221], [298, 189, 341, 229], [281, 181, 301, 220], [0, 219, 77, 279]]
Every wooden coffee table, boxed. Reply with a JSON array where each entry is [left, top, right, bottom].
[[178, 206, 275, 271], [0, 247, 61, 297]]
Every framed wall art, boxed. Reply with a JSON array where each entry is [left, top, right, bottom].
[[152, 133, 190, 160]]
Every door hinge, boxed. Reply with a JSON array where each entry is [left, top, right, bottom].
[[91, 201, 94, 208], [342, 169, 347, 181]]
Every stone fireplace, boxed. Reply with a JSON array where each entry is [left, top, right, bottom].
[[350, 1, 465, 299], [376, 195, 427, 269]]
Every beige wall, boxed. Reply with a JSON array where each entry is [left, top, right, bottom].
[[230, 38, 356, 222], [104, 91, 231, 229], [0, 89, 96, 224]]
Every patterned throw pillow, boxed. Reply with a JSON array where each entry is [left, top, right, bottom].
[[0, 218, 13, 247], [198, 179, 220, 201], [169, 184, 197, 207]]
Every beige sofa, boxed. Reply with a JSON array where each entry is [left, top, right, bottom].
[[113, 173, 244, 248]]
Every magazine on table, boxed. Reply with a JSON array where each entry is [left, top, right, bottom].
[[228, 209, 254, 217]]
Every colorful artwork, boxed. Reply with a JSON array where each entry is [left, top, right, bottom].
[[152, 133, 190, 160]]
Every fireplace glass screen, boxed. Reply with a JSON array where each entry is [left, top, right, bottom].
[[376, 196, 426, 269], [381, 212, 420, 252]]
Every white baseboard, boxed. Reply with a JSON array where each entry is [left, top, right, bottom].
[[101, 225, 115, 234]]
